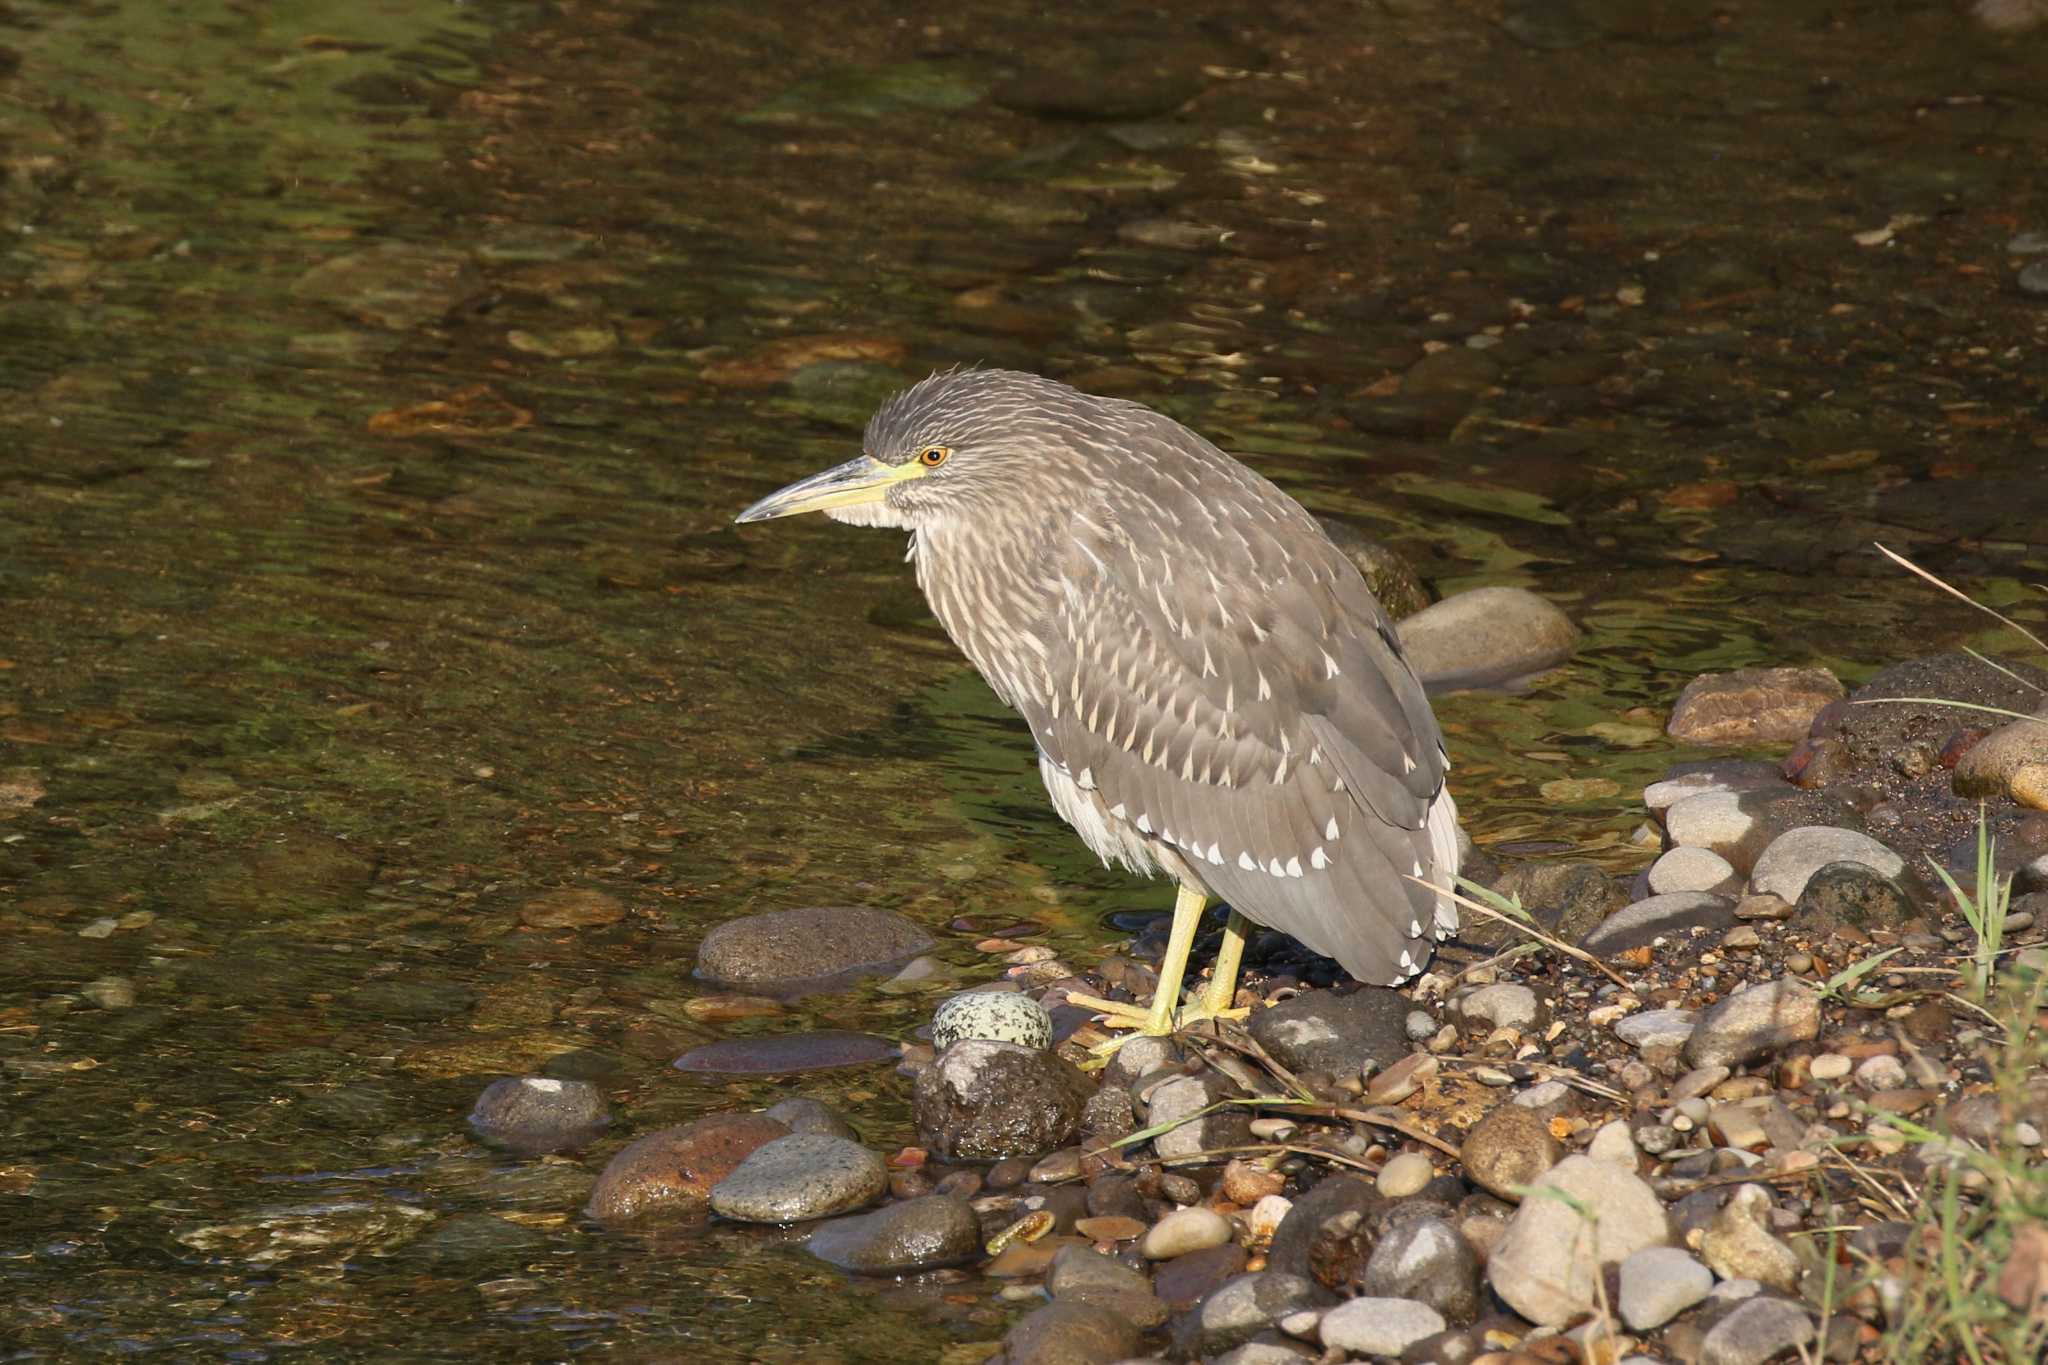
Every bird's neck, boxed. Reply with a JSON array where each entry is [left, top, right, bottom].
[[911, 508, 1057, 714]]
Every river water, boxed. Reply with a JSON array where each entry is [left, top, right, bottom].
[[2, 0, 2044, 1357]]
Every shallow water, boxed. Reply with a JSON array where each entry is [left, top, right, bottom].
[[3, 0, 2045, 1357]]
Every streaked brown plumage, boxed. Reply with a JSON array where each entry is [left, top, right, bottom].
[[738, 368, 1458, 1022]]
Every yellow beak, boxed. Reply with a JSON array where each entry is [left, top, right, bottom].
[[734, 456, 926, 523]]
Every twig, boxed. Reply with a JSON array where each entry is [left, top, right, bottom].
[[1410, 876, 1634, 990], [1874, 543, 2048, 656]]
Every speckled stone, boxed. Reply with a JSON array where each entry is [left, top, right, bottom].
[[932, 989, 1053, 1051]]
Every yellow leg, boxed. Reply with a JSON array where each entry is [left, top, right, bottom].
[[1066, 886, 1247, 1044], [1067, 883, 1206, 1036], [1198, 910, 1250, 1018]]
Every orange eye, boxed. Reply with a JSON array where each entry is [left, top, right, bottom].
[[918, 445, 950, 468]]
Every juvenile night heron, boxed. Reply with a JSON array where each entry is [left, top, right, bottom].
[[736, 369, 1459, 1036]]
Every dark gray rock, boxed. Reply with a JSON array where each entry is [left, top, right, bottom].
[[1794, 860, 1918, 932], [1839, 653, 2048, 768], [1248, 987, 1410, 1083], [912, 1038, 1092, 1161], [408, 1212, 548, 1266], [804, 1194, 980, 1274], [468, 1076, 609, 1155], [694, 906, 933, 994], [1045, 1244, 1168, 1329], [1698, 1294, 1816, 1365]]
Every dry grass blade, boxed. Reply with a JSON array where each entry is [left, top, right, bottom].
[[1875, 543, 2048, 656], [1412, 875, 1634, 990]]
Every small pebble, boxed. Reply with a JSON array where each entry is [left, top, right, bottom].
[[1809, 1053, 1852, 1081], [1377, 1151, 1435, 1198], [1141, 1206, 1233, 1259]]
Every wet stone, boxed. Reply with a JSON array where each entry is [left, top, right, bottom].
[[584, 1113, 789, 1223], [674, 1030, 899, 1075], [518, 888, 625, 928], [804, 1193, 981, 1274], [694, 906, 934, 994], [348, 976, 479, 1023], [289, 241, 474, 330], [468, 1076, 609, 1156], [1000, 1298, 1140, 1365], [912, 1038, 1092, 1161], [1153, 1241, 1249, 1309], [707, 1133, 887, 1224], [409, 1211, 548, 1267]]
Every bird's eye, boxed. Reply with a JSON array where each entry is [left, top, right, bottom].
[[918, 445, 951, 468]]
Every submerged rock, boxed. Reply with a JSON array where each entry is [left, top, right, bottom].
[[694, 906, 934, 994], [673, 1030, 899, 1074], [804, 1193, 981, 1274], [584, 1113, 789, 1223], [1665, 667, 1844, 745], [1397, 586, 1578, 690], [468, 1075, 609, 1155]]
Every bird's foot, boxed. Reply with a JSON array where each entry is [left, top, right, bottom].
[[1065, 990, 1249, 1061]]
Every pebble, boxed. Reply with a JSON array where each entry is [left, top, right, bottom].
[[1171, 1270, 1325, 1359], [912, 1038, 1091, 1161], [1454, 982, 1545, 1032], [1147, 1072, 1253, 1162], [1750, 826, 1906, 904], [1377, 1151, 1436, 1197], [1588, 1119, 1639, 1167], [1318, 1296, 1447, 1355], [1142, 1205, 1233, 1259], [1685, 977, 1821, 1069], [1699, 1294, 1816, 1365], [1486, 1155, 1674, 1326], [706, 1133, 887, 1224], [1460, 1101, 1560, 1201], [931, 989, 1053, 1050], [1362, 1214, 1482, 1322], [1618, 1245, 1714, 1330], [763, 1096, 860, 1141], [1648, 845, 1740, 896], [1000, 1299, 1139, 1365], [1700, 1184, 1802, 1292], [1614, 1008, 1698, 1050], [1853, 1053, 1908, 1092]]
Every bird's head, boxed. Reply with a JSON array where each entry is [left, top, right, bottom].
[[734, 368, 1100, 531]]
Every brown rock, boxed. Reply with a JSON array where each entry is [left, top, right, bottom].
[[1461, 1103, 1561, 1202], [584, 1113, 788, 1222], [519, 888, 626, 928], [1667, 667, 1845, 746]]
